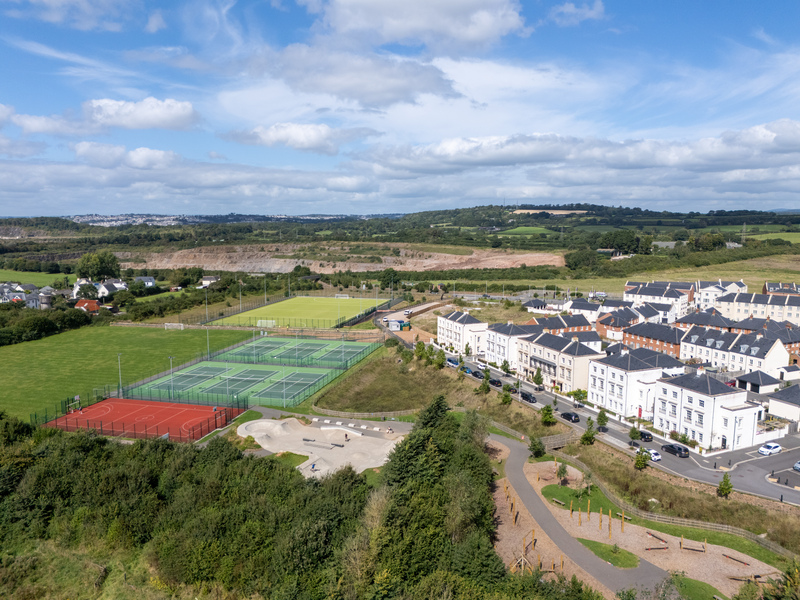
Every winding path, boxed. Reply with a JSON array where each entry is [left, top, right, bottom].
[[493, 433, 669, 594]]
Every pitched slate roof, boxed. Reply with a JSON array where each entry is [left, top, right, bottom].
[[737, 370, 780, 386], [569, 299, 601, 312], [628, 347, 684, 369], [660, 372, 739, 396], [634, 304, 660, 319], [523, 299, 547, 309], [768, 384, 800, 407], [595, 352, 658, 372], [601, 299, 634, 310], [605, 343, 631, 355], [442, 310, 484, 325], [676, 309, 733, 329], [488, 323, 543, 336], [564, 331, 601, 344], [764, 282, 800, 295], [624, 322, 686, 344]]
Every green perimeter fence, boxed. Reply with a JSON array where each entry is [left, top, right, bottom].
[[212, 341, 382, 370], [178, 292, 395, 327], [30, 381, 249, 429]]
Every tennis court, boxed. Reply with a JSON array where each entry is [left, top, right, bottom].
[[148, 365, 229, 392], [252, 372, 329, 402], [201, 369, 279, 395], [317, 344, 365, 362]]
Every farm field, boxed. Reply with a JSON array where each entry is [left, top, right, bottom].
[[0, 327, 251, 421], [0, 269, 75, 287], [750, 232, 800, 243], [213, 296, 380, 328], [499, 226, 552, 235]]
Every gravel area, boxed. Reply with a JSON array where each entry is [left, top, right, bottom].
[[523, 460, 781, 597], [488, 441, 614, 598]]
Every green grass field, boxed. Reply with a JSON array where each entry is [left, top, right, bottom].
[[751, 232, 800, 243], [213, 296, 379, 328], [0, 269, 76, 287], [0, 327, 251, 421], [577, 539, 639, 568], [499, 226, 552, 235]]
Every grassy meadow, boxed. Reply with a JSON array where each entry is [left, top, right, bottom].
[[0, 269, 75, 287], [0, 327, 251, 421], [213, 296, 377, 327], [751, 232, 800, 243]]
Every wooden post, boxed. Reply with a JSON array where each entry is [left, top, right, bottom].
[[538, 555, 541, 569], [608, 509, 612, 539], [537, 472, 540, 482], [561, 555, 564, 571], [621, 510, 624, 533], [681, 535, 683, 550], [704, 538, 707, 553], [570, 500, 573, 517], [587, 499, 591, 520], [599, 509, 602, 529], [578, 510, 582, 526]]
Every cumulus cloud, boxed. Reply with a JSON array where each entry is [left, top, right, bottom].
[[275, 45, 458, 107], [314, 0, 526, 48], [84, 97, 197, 129], [144, 10, 166, 33], [0, 134, 46, 158], [3, 0, 132, 31], [0, 104, 13, 124], [227, 122, 378, 154], [548, 0, 605, 27], [10, 97, 198, 135], [73, 141, 177, 169]]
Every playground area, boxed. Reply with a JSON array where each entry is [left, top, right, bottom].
[[212, 296, 383, 328], [509, 459, 780, 597], [238, 417, 402, 478], [43, 397, 244, 442]]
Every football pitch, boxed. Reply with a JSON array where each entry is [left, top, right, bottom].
[[212, 296, 382, 328]]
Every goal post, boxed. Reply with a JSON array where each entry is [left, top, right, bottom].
[[334, 294, 350, 299], [164, 323, 185, 330]]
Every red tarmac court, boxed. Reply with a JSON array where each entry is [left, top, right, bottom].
[[46, 397, 241, 442]]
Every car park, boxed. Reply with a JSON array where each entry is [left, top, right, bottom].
[[646, 449, 662, 461], [472, 371, 484, 380], [758, 442, 782, 456], [561, 412, 580, 423], [661, 443, 689, 458], [520, 391, 536, 403], [639, 431, 653, 442]]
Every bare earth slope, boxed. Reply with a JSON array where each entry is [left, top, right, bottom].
[[119, 243, 564, 273]]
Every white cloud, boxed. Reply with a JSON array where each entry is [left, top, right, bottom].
[[125, 147, 178, 169], [10, 113, 91, 136], [0, 134, 45, 158], [227, 122, 378, 154], [548, 0, 605, 27], [73, 141, 127, 167], [3, 0, 133, 31], [144, 10, 167, 33], [277, 45, 458, 106], [316, 0, 526, 48], [84, 97, 198, 129], [0, 104, 14, 124]]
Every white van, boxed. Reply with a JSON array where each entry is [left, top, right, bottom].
[[404, 309, 413, 316]]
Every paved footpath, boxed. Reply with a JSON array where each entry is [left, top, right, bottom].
[[494, 433, 669, 595]]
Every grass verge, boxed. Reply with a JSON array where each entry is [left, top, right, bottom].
[[577, 539, 639, 568], [272, 452, 308, 469], [674, 576, 728, 600]]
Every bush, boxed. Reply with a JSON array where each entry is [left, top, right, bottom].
[[384, 338, 399, 348]]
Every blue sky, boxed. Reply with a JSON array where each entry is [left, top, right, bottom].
[[2, 1, 800, 216]]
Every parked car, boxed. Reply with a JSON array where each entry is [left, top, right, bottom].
[[446, 358, 459, 368], [472, 371, 485, 380], [793, 461, 800, 472], [488, 378, 502, 387], [639, 431, 653, 442], [508, 387, 518, 394], [463, 367, 472, 375], [382, 316, 388, 322], [758, 442, 782, 456], [661, 443, 689, 458], [561, 412, 580, 423], [520, 391, 536, 403], [646, 449, 662, 462]]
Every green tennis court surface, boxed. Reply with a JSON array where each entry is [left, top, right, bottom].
[[251, 372, 328, 401], [201, 369, 279, 395]]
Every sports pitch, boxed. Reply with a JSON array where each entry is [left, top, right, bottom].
[[215, 336, 372, 368], [212, 296, 381, 328]]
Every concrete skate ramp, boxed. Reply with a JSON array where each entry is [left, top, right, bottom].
[[239, 418, 401, 478]]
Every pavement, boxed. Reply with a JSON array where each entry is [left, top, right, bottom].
[[496, 433, 669, 594]]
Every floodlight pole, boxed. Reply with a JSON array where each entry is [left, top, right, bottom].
[[206, 327, 210, 358], [205, 287, 209, 322], [169, 356, 174, 399], [239, 283, 242, 313], [117, 353, 123, 398]]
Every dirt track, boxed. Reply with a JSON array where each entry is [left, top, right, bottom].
[[118, 243, 564, 274]]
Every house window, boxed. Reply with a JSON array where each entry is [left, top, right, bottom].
[[687, 395, 693, 404], [699, 433, 703, 443], [685, 409, 692, 422], [723, 417, 729, 427], [662, 387, 667, 395], [699, 399, 705, 408], [659, 418, 664, 428], [611, 372, 616, 379], [696, 413, 703, 426], [672, 391, 678, 399]]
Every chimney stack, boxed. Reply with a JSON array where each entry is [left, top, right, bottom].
[[696, 366, 705, 377]]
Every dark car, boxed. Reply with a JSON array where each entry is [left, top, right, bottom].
[[639, 431, 653, 442], [520, 391, 536, 403], [508, 387, 518, 394], [472, 370, 485, 380], [661, 443, 689, 458], [489, 378, 502, 387], [561, 412, 580, 423]]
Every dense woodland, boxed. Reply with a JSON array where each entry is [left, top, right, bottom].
[[0, 399, 609, 599]]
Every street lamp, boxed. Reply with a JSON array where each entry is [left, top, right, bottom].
[[169, 356, 174, 399]]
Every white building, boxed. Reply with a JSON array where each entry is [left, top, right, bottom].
[[767, 385, 800, 422], [517, 332, 605, 394], [624, 285, 691, 317], [655, 370, 761, 451], [97, 279, 129, 298], [588, 348, 684, 420], [679, 327, 790, 376], [436, 311, 488, 355], [695, 280, 747, 310], [485, 323, 543, 371], [714, 293, 800, 326]]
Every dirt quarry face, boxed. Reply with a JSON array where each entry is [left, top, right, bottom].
[[119, 243, 564, 273]]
